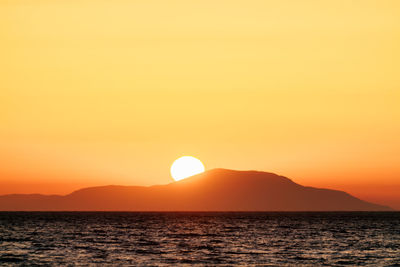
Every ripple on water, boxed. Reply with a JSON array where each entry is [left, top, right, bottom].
[[0, 212, 399, 265]]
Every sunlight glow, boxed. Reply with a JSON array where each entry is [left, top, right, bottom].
[[170, 156, 205, 181]]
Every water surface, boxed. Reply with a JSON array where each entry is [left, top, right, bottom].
[[0, 212, 399, 265]]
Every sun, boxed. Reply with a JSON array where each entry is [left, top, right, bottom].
[[170, 156, 205, 181]]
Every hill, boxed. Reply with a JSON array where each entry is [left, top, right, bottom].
[[0, 169, 392, 211]]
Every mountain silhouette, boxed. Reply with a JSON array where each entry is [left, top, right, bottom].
[[0, 169, 393, 211]]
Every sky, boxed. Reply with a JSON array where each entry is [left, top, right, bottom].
[[1, 0, 399, 208]]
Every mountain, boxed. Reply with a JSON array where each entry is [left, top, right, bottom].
[[0, 169, 393, 211]]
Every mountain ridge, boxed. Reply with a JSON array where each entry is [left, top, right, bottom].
[[0, 169, 393, 211]]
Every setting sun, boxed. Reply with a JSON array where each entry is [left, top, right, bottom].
[[170, 156, 205, 181], [1, 0, 399, 265]]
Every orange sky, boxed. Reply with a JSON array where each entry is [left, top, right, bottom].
[[1, 0, 399, 208]]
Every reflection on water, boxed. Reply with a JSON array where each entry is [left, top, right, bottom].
[[0, 212, 399, 265]]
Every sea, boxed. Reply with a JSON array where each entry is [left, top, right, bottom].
[[0, 212, 399, 266]]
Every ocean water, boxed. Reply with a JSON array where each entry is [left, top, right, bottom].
[[0, 212, 399, 266]]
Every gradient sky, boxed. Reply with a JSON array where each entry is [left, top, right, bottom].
[[1, 1, 399, 208]]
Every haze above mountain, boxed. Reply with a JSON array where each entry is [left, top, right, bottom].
[[0, 169, 392, 211]]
